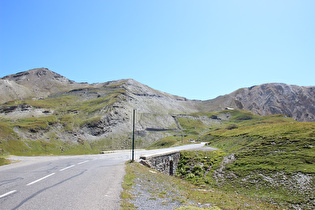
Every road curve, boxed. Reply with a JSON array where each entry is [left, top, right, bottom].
[[0, 143, 212, 210]]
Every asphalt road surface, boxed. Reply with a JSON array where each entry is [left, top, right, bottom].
[[0, 143, 212, 210]]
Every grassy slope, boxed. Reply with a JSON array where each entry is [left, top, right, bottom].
[[0, 87, 126, 161], [202, 111, 315, 174], [176, 150, 225, 186], [121, 162, 280, 209], [146, 115, 213, 149], [146, 109, 314, 208], [197, 110, 315, 209], [123, 109, 314, 209]]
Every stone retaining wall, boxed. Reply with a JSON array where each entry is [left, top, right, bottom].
[[139, 151, 180, 176]]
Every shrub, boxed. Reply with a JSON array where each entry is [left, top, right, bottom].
[[226, 124, 238, 130], [186, 173, 195, 179]]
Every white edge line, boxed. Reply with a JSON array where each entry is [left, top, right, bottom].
[[77, 160, 89, 165], [0, 190, 17, 199], [59, 164, 75, 172], [27, 173, 55, 186]]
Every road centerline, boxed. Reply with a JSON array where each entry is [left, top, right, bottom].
[[77, 160, 89, 165], [0, 190, 17, 199], [26, 173, 55, 186], [59, 164, 75, 171]]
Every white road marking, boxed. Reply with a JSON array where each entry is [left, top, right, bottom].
[[59, 164, 75, 171], [77, 160, 89, 165], [26, 173, 55, 186], [0, 190, 17, 199]]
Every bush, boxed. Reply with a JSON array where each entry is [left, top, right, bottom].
[[192, 165, 203, 173], [203, 164, 210, 170], [186, 173, 195, 179], [226, 124, 238, 130]]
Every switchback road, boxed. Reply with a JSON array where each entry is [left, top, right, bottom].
[[0, 143, 211, 210]]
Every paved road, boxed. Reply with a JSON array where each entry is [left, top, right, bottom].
[[0, 143, 211, 210]]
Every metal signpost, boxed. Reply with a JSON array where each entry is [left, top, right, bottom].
[[132, 109, 135, 162]]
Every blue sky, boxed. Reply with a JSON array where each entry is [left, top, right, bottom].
[[1, 0, 314, 100]]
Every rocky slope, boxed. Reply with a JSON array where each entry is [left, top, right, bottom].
[[0, 68, 314, 149], [1, 68, 90, 103], [1, 68, 314, 122], [0, 78, 33, 103], [0, 69, 207, 148], [204, 83, 315, 122]]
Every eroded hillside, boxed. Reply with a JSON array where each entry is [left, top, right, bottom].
[[0, 68, 314, 156], [0, 70, 214, 154], [203, 83, 315, 122]]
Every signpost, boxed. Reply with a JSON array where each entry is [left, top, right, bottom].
[[132, 109, 135, 162]]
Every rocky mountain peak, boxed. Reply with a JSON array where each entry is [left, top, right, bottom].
[[1, 68, 88, 99], [2, 68, 76, 86], [205, 83, 315, 122]]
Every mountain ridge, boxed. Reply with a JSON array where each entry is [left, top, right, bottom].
[[1, 68, 90, 102], [1, 68, 314, 122], [203, 83, 315, 122]]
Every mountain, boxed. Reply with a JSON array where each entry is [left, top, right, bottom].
[[1, 68, 90, 103], [0, 68, 314, 152], [1, 68, 314, 122], [0, 78, 33, 103], [1, 68, 313, 209], [0, 68, 205, 150], [204, 83, 315, 122]]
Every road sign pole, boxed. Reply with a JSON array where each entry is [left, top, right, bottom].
[[132, 109, 135, 162]]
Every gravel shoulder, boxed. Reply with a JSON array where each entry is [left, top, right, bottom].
[[122, 162, 220, 210]]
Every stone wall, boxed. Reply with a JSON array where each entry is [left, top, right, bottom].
[[139, 151, 180, 176]]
